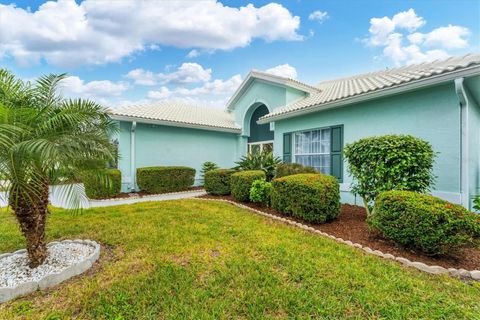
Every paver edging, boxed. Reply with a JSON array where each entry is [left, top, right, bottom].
[[0, 239, 101, 304], [195, 198, 480, 281]]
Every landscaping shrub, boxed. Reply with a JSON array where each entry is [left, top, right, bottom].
[[271, 173, 340, 223], [369, 191, 480, 255], [204, 169, 236, 195], [83, 169, 121, 199], [137, 166, 195, 193], [201, 161, 219, 180], [250, 179, 272, 206], [235, 151, 281, 181], [344, 134, 436, 215], [275, 163, 317, 178], [231, 170, 266, 202], [474, 195, 480, 211]]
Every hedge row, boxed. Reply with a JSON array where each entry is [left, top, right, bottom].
[[83, 169, 122, 199], [231, 170, 266, 202], [137, 166, 195, 193], [204, 169, 236, 195]]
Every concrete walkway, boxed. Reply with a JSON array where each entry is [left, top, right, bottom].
[[0, 184, 206, 209]]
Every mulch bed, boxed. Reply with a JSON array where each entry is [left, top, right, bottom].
[[199, 194, 480, 270], [93, 186, 205, 200]]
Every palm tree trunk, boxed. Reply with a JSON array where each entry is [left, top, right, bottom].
[[10, 181, 50, 268]]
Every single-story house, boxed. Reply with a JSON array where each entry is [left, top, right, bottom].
[[110, 54, 480, 210]]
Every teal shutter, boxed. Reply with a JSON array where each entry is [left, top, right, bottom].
[[283, 133, 292, 163], [330, 125, 343, 181]]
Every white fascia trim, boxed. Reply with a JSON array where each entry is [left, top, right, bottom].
[[110, 115, 241, 134], [258, 66, 480, 124], [226, 71, 317, 111]]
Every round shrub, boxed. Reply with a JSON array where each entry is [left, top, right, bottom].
[[137, 166, 195, 194], [204, 169, 236, 195], [271, 173, 340, 223], [231, 170, 266, 202], [369, 191, 480, 255], [344, 134, 435, 215], [275, 163, 317, 178], [250, 179, 272, 206], [83, 169, 121, 199]]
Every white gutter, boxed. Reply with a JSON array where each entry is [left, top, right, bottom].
[[258, 66, 480, 124], [130, 121, 137, 192], [110, 114, 241, 134], [454, 78, 470, 208]]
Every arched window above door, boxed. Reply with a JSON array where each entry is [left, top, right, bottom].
[[248, 104, 274, 154]]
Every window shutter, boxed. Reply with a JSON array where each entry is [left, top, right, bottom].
[[283, 133, 292, 163], [330, 125, 343, 181]]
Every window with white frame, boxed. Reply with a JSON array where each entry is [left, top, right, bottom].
[[248, 141, 273, 154], [294, 128, 331, 174]]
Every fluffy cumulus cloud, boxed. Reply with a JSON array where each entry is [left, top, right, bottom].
[[264, 64, 298, 78], [126, 63, 212, 86], [0, 0, 302, 67], [365, 8, 470, 65], [308, 10, 329, 23], [59, 76, 128, 105]]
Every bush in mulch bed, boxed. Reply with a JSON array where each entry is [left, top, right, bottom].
[[83, 169, 122, 199], [249, 179, 272, 206], [369, 191, 480, 255], [271, 173, 340, 223], [204, 169, 236, 195], [230, 170, 265, 202], [137, 166, 195, 194]]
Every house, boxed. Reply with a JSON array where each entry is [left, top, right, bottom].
[[110, 54, 480, 210]]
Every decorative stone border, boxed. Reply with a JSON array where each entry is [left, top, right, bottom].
[[0, 240, 100, 304], [196, 198, 480, 281], [89, 188, 207, 202]]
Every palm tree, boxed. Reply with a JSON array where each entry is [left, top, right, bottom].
[[0, 70, 117, 268]]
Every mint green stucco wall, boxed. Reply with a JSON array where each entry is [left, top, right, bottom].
[[465, 76, 480, 210], [274, 82, 467, 205], [117, 122, 239, 191], [229, 79, 306, 156]]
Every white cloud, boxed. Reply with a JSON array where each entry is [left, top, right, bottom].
[[59, 76, 128, 105], [364, 8, 470, 65], [126, 63, 212, 86], [308, 11, 328, 23], [146, 74, 242, 109], [264, 64, 298, 78], [0, 0, 302, 67], [187, 50, 199, 58]]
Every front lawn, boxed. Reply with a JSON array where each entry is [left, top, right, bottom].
[[0, 199, 479, 319]]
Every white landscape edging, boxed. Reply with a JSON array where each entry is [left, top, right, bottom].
[[196, 198, 480, 281], [0, 240, 100, 304]]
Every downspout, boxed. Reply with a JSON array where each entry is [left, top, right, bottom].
[[130, 121, 137, 192], [454, 78, 469, 208]]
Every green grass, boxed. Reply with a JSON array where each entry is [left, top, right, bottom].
[[1, 199, 479, 319]]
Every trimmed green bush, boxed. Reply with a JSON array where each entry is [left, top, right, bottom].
[[204, 169, 236, 195], [137, 166, 195, 194], [370, 191, 480, 255], [231, 170, 266, 202], [83, 169, 121, 199], [474, 195, 480, 211], [271, 173, 340, 223], [344, 134, 435, 215], [275, 163, 317, 178], [250, 179, 272, 206]]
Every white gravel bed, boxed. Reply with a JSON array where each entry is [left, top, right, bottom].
[[0, 241, 95, 289]]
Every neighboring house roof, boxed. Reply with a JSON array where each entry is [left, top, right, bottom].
[[110, 102, 241, 133], [225, 70, 321, 111], [258, 54, 480, 123]]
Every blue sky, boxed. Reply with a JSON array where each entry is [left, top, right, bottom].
[[1, 0, 479, 108]]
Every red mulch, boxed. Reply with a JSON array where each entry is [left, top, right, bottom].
[[95, 186, 205, 200], [199, 194, 480, 270]]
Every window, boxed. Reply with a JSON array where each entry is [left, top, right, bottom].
[[248, 141, 273, 154], [294, 128, 331, 174]]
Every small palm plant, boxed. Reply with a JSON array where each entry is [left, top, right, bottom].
[[0, 70, 117, 268], [235, 151, 281, 181]]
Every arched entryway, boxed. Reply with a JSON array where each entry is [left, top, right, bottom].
[[247, 104, 274, 154]]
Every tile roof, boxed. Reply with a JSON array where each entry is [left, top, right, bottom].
[[110, 102, 241, 132], [260, 54, 480, 122]]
